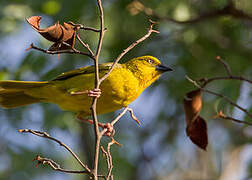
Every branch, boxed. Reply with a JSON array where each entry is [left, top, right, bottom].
[[110, 107, 130, 126], [127, 107, 141, 125], [80, 26, 101, 33], [129, 1, 252, 24], [27, 43, 94, 59], [216, 56, 232, 77], [200, 56, 252, 87], [110, 107, 140, 126], [185, 56, 252, 122], [90, 0, 106, 179], [95, 0, 106, 60], [100, 19, 159, 83], [76, 34, 95, 59], [77, 107, 139, 138], [186, 75, 252, 120], [200, 76, 252, 87], [33, 155, 90, 174], [67, 21, 102, 33], [214, 111, 252, 126], [101, 139, 117, 180], [18, 129, 91, 174]]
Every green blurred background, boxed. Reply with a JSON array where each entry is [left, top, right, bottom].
[[0, 0, 252, 179]]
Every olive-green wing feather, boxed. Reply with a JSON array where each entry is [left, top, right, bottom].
[[52, 63, 117, 81]]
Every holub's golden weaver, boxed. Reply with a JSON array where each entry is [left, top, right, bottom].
[[0, 56, 172, 119]]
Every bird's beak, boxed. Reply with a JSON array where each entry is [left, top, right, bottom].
[[156, 64, 173, 72]]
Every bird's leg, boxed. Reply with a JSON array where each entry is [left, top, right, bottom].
[[70, 88, 101, 98], [77, 114, 114, 137]]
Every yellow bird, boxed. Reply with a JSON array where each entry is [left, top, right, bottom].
[[0, 56, 172, 119]]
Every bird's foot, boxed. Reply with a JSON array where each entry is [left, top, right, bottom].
[[77, 115, 114, 137], [70, 88, 101, 98], [87, 88, 101, 98], [101, 123, 115, 137]]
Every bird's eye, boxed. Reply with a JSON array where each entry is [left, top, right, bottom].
[[147, 59, 154, 64]]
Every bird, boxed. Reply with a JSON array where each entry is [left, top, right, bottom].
[[0, 55, 172, 133]]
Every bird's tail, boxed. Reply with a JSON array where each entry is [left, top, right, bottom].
[[0, 80, 48, 108]]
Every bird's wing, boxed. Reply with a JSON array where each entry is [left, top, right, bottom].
[[52, 63, 118, 81]]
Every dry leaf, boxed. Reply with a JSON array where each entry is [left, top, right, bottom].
[[184, 89, 202, 124], [186, 116, 208, 150], [26, 16, 76, 50], [26, 16, 41, 30], [184, 89, 208, 150]]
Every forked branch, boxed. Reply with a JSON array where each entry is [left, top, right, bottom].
[[214, 111, 252, 126], [186, 55, 252, 124], [186, 75, 252, 125], [33, 155, 90, 174], [200, 56, 252, 87], [101, 139, 118, 180], [18, 129, 91, 174], [26, 43, 94, 59]]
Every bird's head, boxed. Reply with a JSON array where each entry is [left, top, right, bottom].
[[125, 55, 173, 87]]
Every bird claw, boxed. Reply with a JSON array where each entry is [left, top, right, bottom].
[[77, 115, 114, 137], [70, 88, 101, 98], [87, 88, 101, 98], [103, 123, 115, 137]]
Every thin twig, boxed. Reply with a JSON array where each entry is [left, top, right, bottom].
[[95, 0, 106, 60], [27, 43, 94, 59], [200, 57, 252, 87], [216, 56, 232, 77], [214, 111, 252, 126], [77, 107, 137, 138], [33, 155, 90, 174], [111, 107, 129, 126], [110, 107, 140, 126], [80, 26, 101, 32], [100, 19, 159, 83], [106, 140, 115, 180], [186, 75, 252, 119], [132, 0, 252, 24], [76, 34, 95, 59], [18, 129, 91, 173], [127, 107, 141, 125], [187, 75, 252, 119], [68, 21, 101, 33], [101, 146, 110, 171], [201, 76, 252, 87], [101, 139, 117, 180]]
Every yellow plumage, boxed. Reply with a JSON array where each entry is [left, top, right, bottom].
[[0, 56, 172, 118]]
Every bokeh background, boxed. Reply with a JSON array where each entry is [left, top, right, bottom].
[[0, 0, 252, 179]]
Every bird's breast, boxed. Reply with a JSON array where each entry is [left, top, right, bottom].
[[97, 68, 141, 112]]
